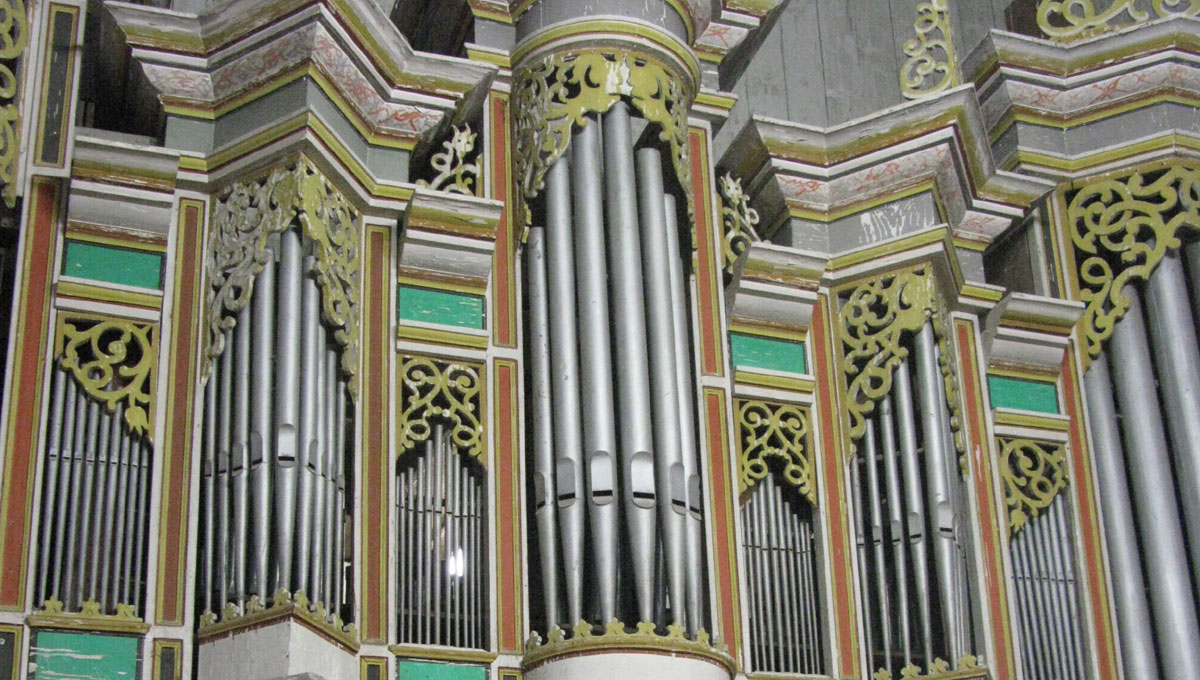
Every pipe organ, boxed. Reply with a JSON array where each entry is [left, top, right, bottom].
[[33, 318, 156, 617], [525, 100, 706, 635]]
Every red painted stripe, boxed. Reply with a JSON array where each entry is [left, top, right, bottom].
[[690, 131, 721, 377], [363, 228, 388, 642], [810, 301, 856, 675], [1062, 348, 1117, 680], [956, 322, 1012, 680], [491, 97, 514, 348], [0, 180, 58, 609], [496, 361, 520, 652], [704, 388, 738, 658], [158, 201, 202, 624]]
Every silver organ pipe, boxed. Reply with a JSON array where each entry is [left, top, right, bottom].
[[35, 357, 154, 615], [523, 101, 708, 635], [741, 473, 823, 674], [395, 420, 487, 648], [848, 326, 976, 676], [197, 225, 353, 624]]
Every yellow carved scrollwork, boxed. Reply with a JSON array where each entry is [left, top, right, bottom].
[[397, 356, 484, 463], [872, 655, 981, 680], [999, 438, 1069, 536], [736, 399, 815, 505], [57, 315, 156, 438], [900, 0, 957, 100], [416, 124, 480, 196], [1069, 164, 1200, 358], [207, 156, 361, 397], [524, 618, 733, 673], [718, 172, 760, 275], [838, 266, 965, 461], [0, 0, 27, 207], [1037, 0, 1200, 40], [512, 49, 694, 225]]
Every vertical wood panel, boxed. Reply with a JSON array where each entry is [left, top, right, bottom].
[[691, 128, 725, 377], [703, 387, 740, 658], [490, 94, 516, 349], [495, 359, 522, 652], [361, 226, 390, 642], [0, 179, 60, 610], [781, 0, 829, 129]]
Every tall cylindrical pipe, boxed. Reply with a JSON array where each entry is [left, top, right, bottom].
[[526, 226, 561, 628], [232, 305, 252, 602], [309, 333, 327, 606], [217, 329, 233, 608], [250, 246, 276, 598], [88, 403, 114, 602], [636, 145, 688, 626], [879, 395, 911, 665], [110, 423, 131, 606], [297, 255, 322, 597], [99, 404, 125, 609], [544, 155, 585, 626], [850, 462, 874, 671], [571, 118, 620, 622], [864, 418, 892, 669], [201, 378, 217, 611], [274, 229, 302, 592], [1107, 286, 1200, 676], [893, 361, 933, 663], [603, 101, 658, 621]]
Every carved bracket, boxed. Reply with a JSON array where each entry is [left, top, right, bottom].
[[998, 437, 1069, 536], [416, 124, 481, 196], [1069, 163, 1200, 358], [900, 0, 957, 100], [56, 314, 157, 438], [206, 156, 361, 398], [397, 356, 484, 463], [736, 398, 815, 505], [837, 266, 965, 462], [512, 49, 694, 227], [718, 172, 760, 277], [1037, 0, 1200, 41]]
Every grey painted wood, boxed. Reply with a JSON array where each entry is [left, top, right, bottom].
[[780, 0, 829, 129]]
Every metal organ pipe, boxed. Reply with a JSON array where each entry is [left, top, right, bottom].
[[572, 118, 619, 622], [36, 364, 66, 605], [864, 419, 891, 670], [1107, 286, 1200, 675], [232, 306, 251, 602], [892, 361, 933, 664], [250, 244, 275, 596], [274, 229, 302, 591], [879, 395, 911, 665]]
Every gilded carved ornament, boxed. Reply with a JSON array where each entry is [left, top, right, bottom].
[[416, 124, 481, 196], [997, 438, 1069, 536], [524, 618, 733, 673], [718, 172, 760, 276], [33, 596, 149, 634], [512, 49, 694, 226], [1037, 0, 1200, 40], [900, 0, 957, 100], [871, 655, 981, 680], [838, 267, 966, 463], [1068, 164, 1200, 358], [57, 315, 156, 439], [0, 0, 27, 207], [206, 157, 361, 397], [397, 356, 485, 464], [736, 399, 816, 505], [197, 588, 357, 649]]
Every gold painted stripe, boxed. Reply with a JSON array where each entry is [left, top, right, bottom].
[[734, 369, 815, 393], [993, 409, 1071, 432], [388, 645, 497, 663], [728, 322, 807, 342], [71, 160, 176, 193], [961, 283, 1004, 302], [786, 181, 935, 224], [695, 90, 737, 110], [26, 610, 151, 634], [56, 280, 163, 309], [987, 365, 1058, 382], [397, 274, 485, 296], [397, 323, 489, 349], [63, 228, 168, 253]]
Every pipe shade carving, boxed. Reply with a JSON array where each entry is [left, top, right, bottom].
[[416, 124, 481, 196], [718, 172, 760, 276], [837, 266, 965, 461], [397, 356, 485, 463], [900, 0, 957, 100], [1037, 0, 1200, 40], [1069, 163, 1200, 358], [735, 398, 815, 505], [998, 438, 1069, 535], [512, 49, 694, 226], [207, 157, 361, 397], [57, 315, 156, 438], [0, 0, 26, 207]]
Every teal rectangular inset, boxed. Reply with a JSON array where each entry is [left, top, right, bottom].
[[398, 284, 484, 330], [397, 660, 486, 680], [32, 630, 139, 680], [988, 374, 1059, 414], [730, 332, 807, 374], [62, 241, 164, 291]]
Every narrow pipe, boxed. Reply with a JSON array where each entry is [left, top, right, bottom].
[[70, 400, 100, 608], [309, 332, 327, 605], [913, 323, 960, 660], [850, 462, 874, 671], [1108, 286, 1200, 676], [396, 464, 407, 640], [433, 429, 444, 644], [49, 375, 78, 599], [132, 438, 150, 612], [1084, 357, 1156, 680], [37, 366, 66, 605], [1029, 507, 1070, 680], [334, 382, 347, 615], [324, 347, 338, 608], [798, 507, 820, 671], [663, 192, 705, 634], [636, 146, 688, 626], [603, 101, 657, 621], [418, 441, 429, 643], [1011, 528, 1049, 677], [567, 119, 620, 623], [217, 329, 233, 608], [120, 418, 137, 606], [1054, 498, 1086, 680], [879, 395, 911, 665], [110, 422, 130, 607], [864, 418, 892, 670], [777, 484, 800, 672], [1145, 252, 1200, 596], [274, 229, 302, 591], [62, 384, 89, 607], [526, 226, 560, 628], [741, 501, 761, 670], [297, 256, 321, 597], [87, 402, 113, 603], [544, 155, 585, 625], [448, 439, 460, 645], [784, 493, 805, 671], [249, 244, 275, 598], [1043, 500, 1079, 680], [756, 485, 779, 670], [765, 480, 792, 671], [231, 306, 251, 602], [99, 404, 124, 609], [893, 361, 933, 663], [201, 378, 216, 611]]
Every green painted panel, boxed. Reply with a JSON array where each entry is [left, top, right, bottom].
[[988, 375, 1059, 414], [398, 284, 484, 330], [397, 660, 486, 680], [730, 332, 807, 374], [62, 241, 163, 291], [32, 631, 139, 680]]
